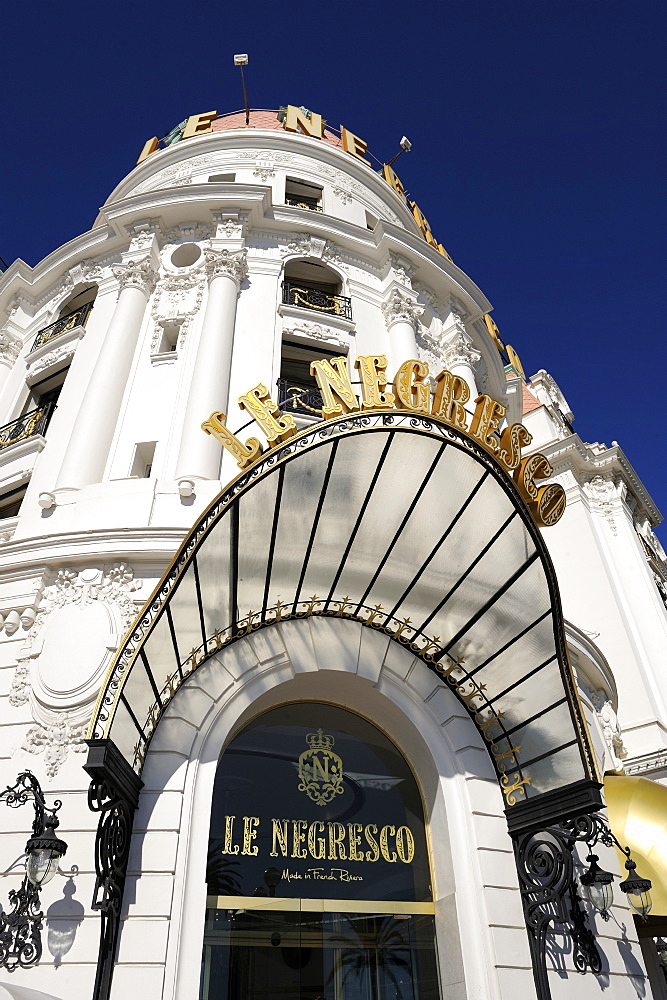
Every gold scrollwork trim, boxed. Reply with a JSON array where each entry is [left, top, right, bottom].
[[500, 772, 532, 806]]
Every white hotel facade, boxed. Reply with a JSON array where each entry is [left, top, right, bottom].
[[0, 106, 666, 1000]]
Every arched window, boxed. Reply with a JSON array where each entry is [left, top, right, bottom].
[[57, 282, 97, 319], [281, 260, 351, 320], [201, 702, 440, 1000]]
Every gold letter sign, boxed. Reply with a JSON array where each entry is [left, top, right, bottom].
[[204, 355, 566, 527]]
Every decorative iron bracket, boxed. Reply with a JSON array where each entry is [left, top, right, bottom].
[[0, 876, 43, 972], [509, 802, 638, 1000], [85, 739, 143, 1000]]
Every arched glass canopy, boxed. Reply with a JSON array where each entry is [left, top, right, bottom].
[[89, 410, 601, 831]]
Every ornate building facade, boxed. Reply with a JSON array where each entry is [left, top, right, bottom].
[[0, 106, 666, 1000]]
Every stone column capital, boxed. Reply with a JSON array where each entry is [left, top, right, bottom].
[[0, 331, 21, 367], [204, 248, 248, 288], [442, 331, 481, 371], [381, 288, 423, 331], [112, 258, 158, 296]]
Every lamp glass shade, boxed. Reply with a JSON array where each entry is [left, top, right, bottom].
[[626, 887, 652, 919], [27, 846, 61, 886], [583, 880, 614, 916]]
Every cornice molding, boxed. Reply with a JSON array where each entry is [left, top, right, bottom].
[[0, 526, 187, 574], [536, 435, 661, 527]]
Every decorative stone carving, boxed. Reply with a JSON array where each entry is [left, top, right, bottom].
[[253, 163, 276, 182], [210, 211, 249, 241], [0, 332, 21, 366], [281, 234, 346, 268], [238, 149, 293, 181], [240, 150, 293, 165], [9, 661, 29, 706], [584, 476, 619, 535], [388, 253, 415, 287], [441, 331, 482, 371], [475, 355, 490, 393], [19, 716, 87, 778], [636, 516, 667, 563], [381, 289, 423, 331], [319, 166, 363, 206], [282, 320, 349, 350], [536, 369, 574, 423], [26, 343, 77, 381], [132, 153, 225, 195], [332, 185, 353, 205], [112, 259, 158, 295], [204, 248, 248, 287], [68, 258, 105, 285], [323, 241, 345, 267], [413, 282, 438, 308], [282, 233, 312, 257], [217, 219, 243, 239], [165, 222, 214, 243], [580, 683, 628, 774], [150, 272, 205, 354], [8, 564, 143, 777]]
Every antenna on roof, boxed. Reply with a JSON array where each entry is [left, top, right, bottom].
[[234, 54, 250, 125]]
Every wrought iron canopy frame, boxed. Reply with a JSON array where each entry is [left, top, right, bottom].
[[89, 409, 601, 829]]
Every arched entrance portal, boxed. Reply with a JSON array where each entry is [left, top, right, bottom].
[[85, 410, 605, 1000], [201, 702, 439, 1000]]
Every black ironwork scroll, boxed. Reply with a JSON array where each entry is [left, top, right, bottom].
[[85, 739, 143, 1000], [0, 876, 43, 971], [512, 814, 611, 1000]]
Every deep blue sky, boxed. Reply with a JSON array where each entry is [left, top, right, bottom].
[[4, 1, 664, 533]]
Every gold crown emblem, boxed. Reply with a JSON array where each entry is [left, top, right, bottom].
[[306, 729, 335, 751]]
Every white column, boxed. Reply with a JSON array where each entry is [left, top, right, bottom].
[[175, 248, 248, 482], [381, 288, 423, 376], [441, 307, 481, 415], [55, 255, 157, 493]]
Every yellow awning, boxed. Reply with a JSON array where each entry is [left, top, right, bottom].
[[605, 774, 667, 916]]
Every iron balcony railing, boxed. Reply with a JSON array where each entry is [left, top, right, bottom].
[[281, 282, 352, 320], [276, 379, 323, 418], [285, 195, 323, 212], [0, 403, 54, 451], [30, 302, 93, 353]]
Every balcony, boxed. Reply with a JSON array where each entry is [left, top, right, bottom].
[[281, 282, 352, 320], [285, 195, 323, 212], [276, 379, 323, 418], [30, 302, 93, 353], [0, 404, 54, 451]]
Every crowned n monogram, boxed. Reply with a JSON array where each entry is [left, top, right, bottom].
[[297, 729, 345, 806]]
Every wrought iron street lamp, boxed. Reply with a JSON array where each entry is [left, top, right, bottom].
[[0, 771, 68, 971], [620, 856, 653, 920], [579, 829, 652, 923], [580, 853, 615, 919]]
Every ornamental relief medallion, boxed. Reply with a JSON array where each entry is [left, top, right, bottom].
[[150, 271, 205, 354], [9, 564, 142, 775]]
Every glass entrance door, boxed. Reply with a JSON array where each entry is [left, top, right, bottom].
[[201, 906, 440, 1000]]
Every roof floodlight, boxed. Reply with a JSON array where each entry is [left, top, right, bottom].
[[386, 136, 413, 167], [233, 55, 251, 124]]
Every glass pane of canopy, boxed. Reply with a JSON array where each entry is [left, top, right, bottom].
[[97, 416, 596, 817]]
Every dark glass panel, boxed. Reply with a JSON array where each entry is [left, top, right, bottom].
[[208, 703, 431, 902]]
